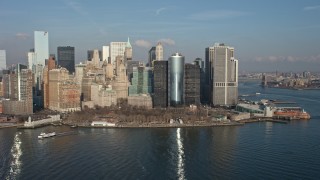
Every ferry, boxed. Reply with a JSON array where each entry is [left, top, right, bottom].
[[273, 108, 311, 120], [38, 132, 56, 139]]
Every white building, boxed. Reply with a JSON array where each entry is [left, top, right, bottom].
[[102, 46, 110, 62], [27, 51, 36, 70], [34, 31, 49, 67], [0, 50, 6, 70], [110, 42, 127, 66]]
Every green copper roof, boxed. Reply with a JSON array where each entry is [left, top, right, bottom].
[[126, 37, 132, 48]]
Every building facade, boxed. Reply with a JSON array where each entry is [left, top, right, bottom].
[[128, 94, 153, 109], [185, 63, 200, 105], [126, 60, 141, 82], [48, 68, 80, 112], [110, 42, 127, 66], [43, 56, 56, 108], [57, 46, 75, 74], [124, 38, 132, 63], [128, 66, 153, 96], [27, 50, 36, 70], [153, 60, 168, 108], [111, 61, 129, 101], [34, 31, 49, 67], [90, 84, 117, 107], [87, 49, 101, 68], [102, 46, 110, 61], [206, 43, 238, 106], [148, 47, 156, 67], [0, 50, 6, 70], [155, 42, 163, 60], [194, 58, 206, 104], [2, 68, 33, 115], [168, 53, 185, 107]]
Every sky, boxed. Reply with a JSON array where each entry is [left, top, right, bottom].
[[0, 0, 320, 72]]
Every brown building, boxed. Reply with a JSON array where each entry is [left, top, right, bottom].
[[43, 56, 56, 108], [0, 81, 3, 97], [48, 68, 80, 112]]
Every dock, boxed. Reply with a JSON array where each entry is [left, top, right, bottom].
[[238, 117, 289, 124]]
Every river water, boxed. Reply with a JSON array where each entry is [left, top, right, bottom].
[[1, 80, 320, 179]]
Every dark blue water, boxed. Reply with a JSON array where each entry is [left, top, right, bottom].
[[1, 80, 320, 179]]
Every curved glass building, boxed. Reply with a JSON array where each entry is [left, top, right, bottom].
[[169, 53, 185, 106]]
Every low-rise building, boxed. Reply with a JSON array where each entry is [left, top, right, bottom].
[[127, 94, 153, 109]]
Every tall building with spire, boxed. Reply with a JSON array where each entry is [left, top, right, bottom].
[[124, 37, 132, 63], [206, 43, 238, 106]]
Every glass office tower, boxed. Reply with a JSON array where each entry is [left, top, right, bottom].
[[34, 31, 49, 67], [169, 53, 185, 106]]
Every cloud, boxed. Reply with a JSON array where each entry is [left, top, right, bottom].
[[156, 7, 167, 15], [15, 33, 29, 40], [65, 0, 86, 15], [253, 55, 320, 63], [135, 40, 152, 48], [303, 5, 320, 11], [158, 38, 175, 45], [189, 10, 248, 21]]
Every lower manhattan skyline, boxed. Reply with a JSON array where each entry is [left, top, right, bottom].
[[1, 0, 320, 71]]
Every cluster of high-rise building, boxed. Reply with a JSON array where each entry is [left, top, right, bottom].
[[0, 31, 239, 115]]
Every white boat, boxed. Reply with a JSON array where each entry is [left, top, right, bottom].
[[38, 132, 56, 139]]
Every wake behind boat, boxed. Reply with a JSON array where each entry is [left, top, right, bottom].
[[38, 132, 56, 139]]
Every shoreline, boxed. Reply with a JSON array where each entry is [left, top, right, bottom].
[[266, 86, 320, 91], [0, 118, 296, 130]]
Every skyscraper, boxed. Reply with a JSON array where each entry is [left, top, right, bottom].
[[148, 47, 156, 67], [194, 58, 206, 104], [43, 56, 56, 108], [156, 42, 163, 60], [34, 31, 49, 67], [153, 60, 168, 108], [124, 37, 132, 63], [48, 68, 80, 112], [128, 66, 153, 96], [168, 53, 185, 106], [57, 46, 75, 73], [87, 49, 101, 68], [87, 50, 102, 61], [0, 50, 6, 70], [27, 49, 36, 70], [185, 63, 200, 105], [2, 64, 33, 115], [110, 41, 127, 66], [102, 46, 110, 61], [206, 43, 238, 106]]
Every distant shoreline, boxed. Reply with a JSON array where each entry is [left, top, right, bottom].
[[266, 86, 320, 90]]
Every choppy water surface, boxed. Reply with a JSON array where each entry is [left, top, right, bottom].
[[1, 80, 320, 179]]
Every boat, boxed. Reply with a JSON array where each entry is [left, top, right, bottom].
[[38, 132, 56, 139], [70, 125, 77, 128], [273, 108, 311, 120], [256, 92, 261, 95]]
